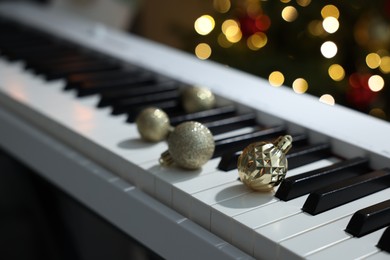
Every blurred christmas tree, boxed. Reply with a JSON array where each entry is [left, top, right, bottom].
[[186, 0, 390, 121]]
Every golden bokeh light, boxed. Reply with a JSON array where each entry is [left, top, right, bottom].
[[213, 0, 231, 13], [321, 5, 340, 19], [322, 17, 339, 34], [280, 0, 291, 3], [369, 108, 387, 120], [217, 33, 233, 48], [328, 64, 345, 81], [321, 41, 337, 58], [222, 19, 242, 43], [366, 53, 381, 69], [368, 75, 385, 92], [194, 15, 215, 36], [308, 20, 325, 36], [268, 71, 285, 87], [247, 33, 268, 50], [319, 94, 335, 105], [379, 56, 390, 73], [281, 6, 298, 22], [195, 43, 212, 60], [297, 0, 311, 7], [292, 78, 308, 93]]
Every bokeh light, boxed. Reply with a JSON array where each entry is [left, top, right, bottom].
[[247, 32, 268, 50], [194, 15, 215, 35], [379, 56, 390, 73], [292, 78, 308, 93], [328, 64, 345, 81], [213, 0, 231, 13], [195, 43, 212, 59], [321, 5, 340, 19], [321, 41, 337, 58], [366, 53, 381, 69], [281, 6, 298, 22], [319, 94, 335, 105], [322, 17, 339, 34], [368, 75, 385, 92], [268, 71, 285, 87]]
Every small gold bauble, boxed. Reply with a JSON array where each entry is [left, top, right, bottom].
[[159, 121, 215, 170], [135, 107, 171, 142], [237, 135, 293, 192], [181, 86, 216, 113]]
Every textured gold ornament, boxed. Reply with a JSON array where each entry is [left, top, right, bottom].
[[238, 135, 293, 192], [135, 107, 172, 142], [181, 86, 216, 113], [159, 121, 215, 170]]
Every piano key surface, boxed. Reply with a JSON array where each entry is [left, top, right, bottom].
[[0, 2, 390, 259]]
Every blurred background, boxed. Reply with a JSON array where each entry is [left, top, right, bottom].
[[52, 0, 390, 122]]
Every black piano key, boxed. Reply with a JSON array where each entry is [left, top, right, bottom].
[[65, 67, 141, 89], [203, 112, 257, 135], [276, 157, 371, 201], [44, 60, 120, 80], [169, 105, 237, 125], [111, 90, 180, 115], [345, 199, 390, 237], [377, 226, 390, 252], [28, 53, 95, 73], [126, 100, 180, 122], [2, 44, 69, 61], [287, 143, 332, 169], [76, 73, 157, 97], [302, 169, 390, 215], [217, 138, 327, 171], [212, 125, 286, 158], [98, 81, 179, 107]]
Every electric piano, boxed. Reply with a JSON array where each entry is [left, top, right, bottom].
[[0, 2, 389, 259]]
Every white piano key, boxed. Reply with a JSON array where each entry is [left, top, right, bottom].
[[191, 181, 252, 229], [172, 168, 239, 217], [209, 158, 337, 246], [364, 251, 390, 260], [140, 158, 218, 206], [253, 188, 390, 259], [307, 228, 385, 260], [279, 216, 351, 259]]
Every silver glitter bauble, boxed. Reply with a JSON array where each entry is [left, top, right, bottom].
[[159, 121, 215, 170], [135, 107, 171, 142], [238, 135, 293, 192], [181, 86, 216, 113]]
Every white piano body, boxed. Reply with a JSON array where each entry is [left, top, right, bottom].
[[0, 2, 389, 259]]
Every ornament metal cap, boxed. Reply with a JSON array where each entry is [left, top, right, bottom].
[[159, 121, 215, 170], [237, 135, 293, 192]]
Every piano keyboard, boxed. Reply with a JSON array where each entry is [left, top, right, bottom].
[[0, 2, 389, 259]]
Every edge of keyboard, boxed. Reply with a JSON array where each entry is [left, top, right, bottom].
[[0, 2, 389, 260]]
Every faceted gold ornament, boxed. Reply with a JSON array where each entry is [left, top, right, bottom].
[[238, 135, 293, 192], [135, 107, 172, 142], [181, 86, 216, 113], [159, 121, 215, 170]]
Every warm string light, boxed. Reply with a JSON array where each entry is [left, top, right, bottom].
[[193, 2, 390, 109]]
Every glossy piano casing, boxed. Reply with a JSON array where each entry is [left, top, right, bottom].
[[0, 2, 389, 260]]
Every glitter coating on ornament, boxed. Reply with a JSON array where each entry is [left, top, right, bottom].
[[159, 121, 215, 170], [238, 135, 292, 191]]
